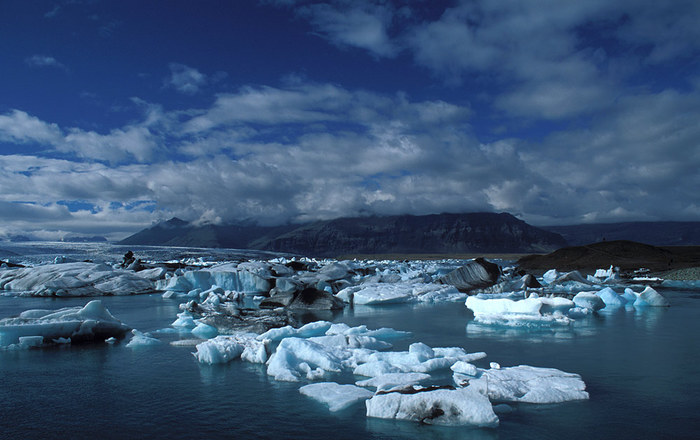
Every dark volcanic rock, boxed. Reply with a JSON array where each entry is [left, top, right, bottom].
[[437, 258, 501, 292], [1, 259, 24, 268]]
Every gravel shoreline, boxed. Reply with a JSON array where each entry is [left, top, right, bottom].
[[656, 267, 700, 280]]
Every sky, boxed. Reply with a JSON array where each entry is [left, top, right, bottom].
[[1, 0, 699, 240]]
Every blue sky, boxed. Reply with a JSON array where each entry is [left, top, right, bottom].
[[1, 0, 699, 240]]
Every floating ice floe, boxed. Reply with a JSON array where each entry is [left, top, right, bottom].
[[0, 300, 130, 348], [336, 282, 464, 305], [572, 291, 606, 311], [156, 262, 272, 295], [456, 365, 589, 404], [0, 262, 155, 296], [465, 296, 574, 326], [365, 385, 499, 427], [355, 372, 431, 391], [187, 316, 589, 427], [126, 329, 160, 348], [194, 333, 269, 364], [300, 382, 374, 412], [466, 283, 670, 327], [633, 286, 670, 307]]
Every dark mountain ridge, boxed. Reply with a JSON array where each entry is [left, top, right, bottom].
[[118, 212, 567, 257], [543, 221, 700, 246]]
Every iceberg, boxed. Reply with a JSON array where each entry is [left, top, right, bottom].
[[466, 296, 574, 326], [300, 382, 373, 412], [336, 282, 462, 305], [266, 337, 344, 382], [573, 291, 606, 311], [156, 262, 271, 295], [194, 333, 269, 364], [257, 321, 332, 342], [633, 286, 670, 307], [0, 262, 155, 296], [365, 385, 499, 427], [355, 373, 431, 391], [354, 343, 487, 377], [465, 365, 589, 404], [191, 322, 218, 339], [437, 258, 501, 292], [126, 329, 160, 348], [596, 287, 627, 308], [0, 300, 130, 347], [466, 297, 544, 316]]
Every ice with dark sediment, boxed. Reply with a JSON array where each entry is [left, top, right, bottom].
[[0, 300, 130, 348], [0, 262, 155, 296]]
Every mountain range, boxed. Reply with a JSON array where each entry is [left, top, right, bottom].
[[118, 214, 700, 257], [118, 212, 567, 257], [542, 221, 700, 246]]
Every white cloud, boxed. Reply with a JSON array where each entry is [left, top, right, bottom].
[[300, 2, 397, 57], [62, 125, 160, 163], [1, 76, 699, 236], [165, 63, 207, 95], [0, 110, 63, 144], [24, 54, 67, 70]]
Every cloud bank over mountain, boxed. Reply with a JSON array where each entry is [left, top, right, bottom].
[[1, 1, 698, 240]]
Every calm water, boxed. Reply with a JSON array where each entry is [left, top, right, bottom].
[[2, 288, 699, 439]]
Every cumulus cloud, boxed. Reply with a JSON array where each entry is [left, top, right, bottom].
[[0, 110, 63, 144], [270, 1, 700, 121], [1, 75, 699, 238], [165, 63, 207, 94]]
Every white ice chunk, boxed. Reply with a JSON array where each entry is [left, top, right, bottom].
[[542, 269, 559, 285], [450, 361, 478, 376], [257, 321, 332, 341], [573, 291, 606, 311], [356, 373, 431, 391], [194, 333, 268, 364], [266, 337, 343, 382], [353, 361, 403, 377], [596, 287, 626, 308], [300, 382, 373, 412], [351, 284, 413, 305], [466, 297, 543, 316], [469, 365, 589, 404], [325, 324, 410, 340], [633, 286, 670, 307], [171, 311, 197, 329], [126, 330, 160, 347], [538, 296, 576, 314], [338, 282, 464, 305], [191, 322, 218, 339], [365, 385, 499, 427]]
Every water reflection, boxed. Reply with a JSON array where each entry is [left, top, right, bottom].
[[366, 417, 498, 440]]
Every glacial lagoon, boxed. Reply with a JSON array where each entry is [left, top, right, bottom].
[[1, 244, 699, 439]]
